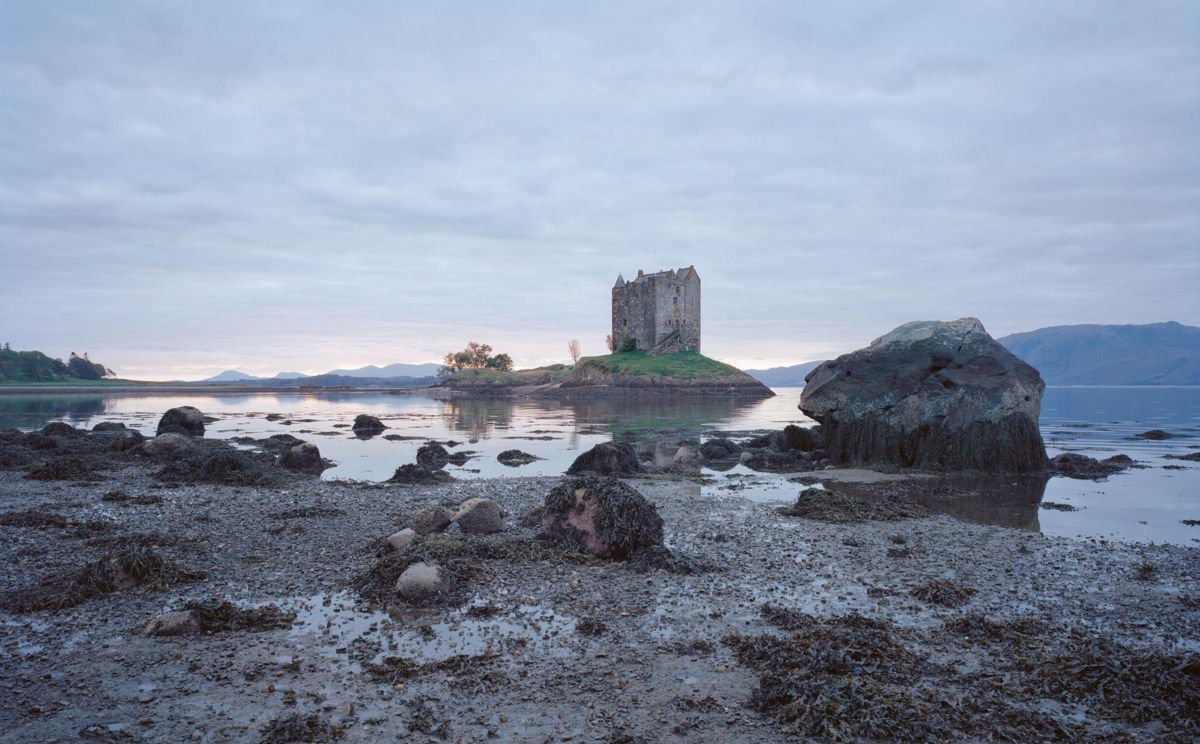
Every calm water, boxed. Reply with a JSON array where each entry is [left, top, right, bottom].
[[2, 387, 1197, 545]]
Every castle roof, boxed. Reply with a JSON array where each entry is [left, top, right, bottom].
[[614, 273, 626, 288], [627, 265, 698, 284]]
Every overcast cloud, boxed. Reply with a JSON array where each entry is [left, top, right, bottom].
[[1, 1, 1197, 379]]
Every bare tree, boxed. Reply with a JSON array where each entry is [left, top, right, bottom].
[[568, 339, 581, 364], [605, 334, 615, 353]]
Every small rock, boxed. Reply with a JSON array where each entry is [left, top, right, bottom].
[[395, 562, 442, 598], [109, 430, 146, 452], [40, 422, 77, 436], [454, 498, 506, 534], [566, 442, 641, 476], [352, 414, 387, 437], [142, 610, 200, 636], [387, 528, 418, 551], [416, 442, 449, 471], [92, 422, 129, 432], [411, 507, 452, 534], [497, 449, 539, 466]]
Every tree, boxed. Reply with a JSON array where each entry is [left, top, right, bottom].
[[568, 339, 581, 364], [605, 334, 615, 353], [440, 342, 513, 375]]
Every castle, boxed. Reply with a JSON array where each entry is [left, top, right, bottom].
[[612, 266, 701, 355]]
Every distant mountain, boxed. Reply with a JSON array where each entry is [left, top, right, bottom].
[[998, 321, 1200, 385], [325, 362, 442, 378], [743, 361, 824, 387], [201, 370, 261, 382], [273, 371, 305, 379]]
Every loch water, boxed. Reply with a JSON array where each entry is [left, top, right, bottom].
[[1, 386, 1197, 545]]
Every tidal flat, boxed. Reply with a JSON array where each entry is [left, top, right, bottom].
[[1, 388, 1198, 742], [1, 462, 1197, 743]]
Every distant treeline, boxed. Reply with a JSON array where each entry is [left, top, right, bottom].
[[0, 347, 114, 382], [210, 373, 438, 389]]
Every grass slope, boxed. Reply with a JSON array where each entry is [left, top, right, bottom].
[[573, 351, 744, 380], [447, 364, 572, 385]]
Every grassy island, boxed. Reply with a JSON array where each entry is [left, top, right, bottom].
[[572, 350, 744, 380]]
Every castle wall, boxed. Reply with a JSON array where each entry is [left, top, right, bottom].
[[612, 268, 700, 355]]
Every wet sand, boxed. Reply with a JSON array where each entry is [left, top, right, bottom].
[[1, 462, 1197, 743]]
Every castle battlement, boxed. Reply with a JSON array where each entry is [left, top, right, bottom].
[[612, 266, 700, 355]]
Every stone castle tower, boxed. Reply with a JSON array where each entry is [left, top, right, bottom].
[[612, 266, 700, 355]]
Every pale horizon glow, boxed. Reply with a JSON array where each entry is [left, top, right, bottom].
[[2, 1, 1197, 381]]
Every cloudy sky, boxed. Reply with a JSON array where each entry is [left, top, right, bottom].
[[1, 1, 1197, 380]]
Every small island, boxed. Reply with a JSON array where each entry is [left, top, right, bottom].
[[442, 267, 774, 398]]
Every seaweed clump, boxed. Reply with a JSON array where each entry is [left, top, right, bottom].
[[352, 534, 592, 609], [25, 455, 104, 481], [364, 652, 506, 692], [910, 579, 976, 607], [0, 546, 205, 613], [0, 509, 68, 528], [157, 448, 284, 486], [257, 713, 340, 743], [182, 600, 296, 632], [777, 487, 928, 523], [722, 614, 936, 741]]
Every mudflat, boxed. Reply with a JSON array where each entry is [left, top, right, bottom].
[[1, 461, 1196, 743]]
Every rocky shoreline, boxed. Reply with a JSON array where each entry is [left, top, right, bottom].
[[1, 427, 1197, 742]]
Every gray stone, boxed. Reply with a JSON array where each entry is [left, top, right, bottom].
[[699, 438, 741, 460], [497, 449, 539, 466], [141, 433, 197, 459], [395, 562, 442, 598], [277, 442, 327, 475], [799, 318, 1046, 473], [141, 610, 200, 637], [411, 507, 452, 535], [454, 498, 506, 534], [156, 406, 205, 437], [672, 445, 701, 468], [109, 429, 145, 452], [387, 528, 418, 551]]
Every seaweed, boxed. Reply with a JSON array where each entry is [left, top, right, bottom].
[[0, 509, 68, 528], [352, 534, 591, 608], [270, 506, 346, 519], [0, 545, 205, 613], [777, 487, 928, 523], [25, 455, 103, 481], [1017, 637, 1199, 734], [181, 600, 296, 632], [577, 617, 608, 636], [257, 713, 340, 743], [157, 448, 285, 486], [910, 579, 976, 607]]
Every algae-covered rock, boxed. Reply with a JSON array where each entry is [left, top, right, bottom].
[[540, 477, 663, 559], [800, 318, 1046, 473], [565, 442, 641, 476], [156, 406, 205, 437], [416, 442, 449, 471]]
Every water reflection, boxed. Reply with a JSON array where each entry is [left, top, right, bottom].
[[903, 476, 1048, 532]]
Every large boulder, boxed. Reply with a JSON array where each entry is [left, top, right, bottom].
[[799, 318, 1046, 473], [156, 406, 205, 437], [540, 477, 664, 559], [565, 442, 641, 476]]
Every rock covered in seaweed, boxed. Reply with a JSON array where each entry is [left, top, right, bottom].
[[351, 414, 387, 437], [799, 318, 1047, 473], [156, 406, 205, 437], [565, 442, 641, 476], [416, 442, 449, 471], [277, 442, 329, 475], [539, 477, 663, 559]]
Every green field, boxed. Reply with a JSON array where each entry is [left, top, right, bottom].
[[447, 364, 573, 385], [572, 351, 743, 380]]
